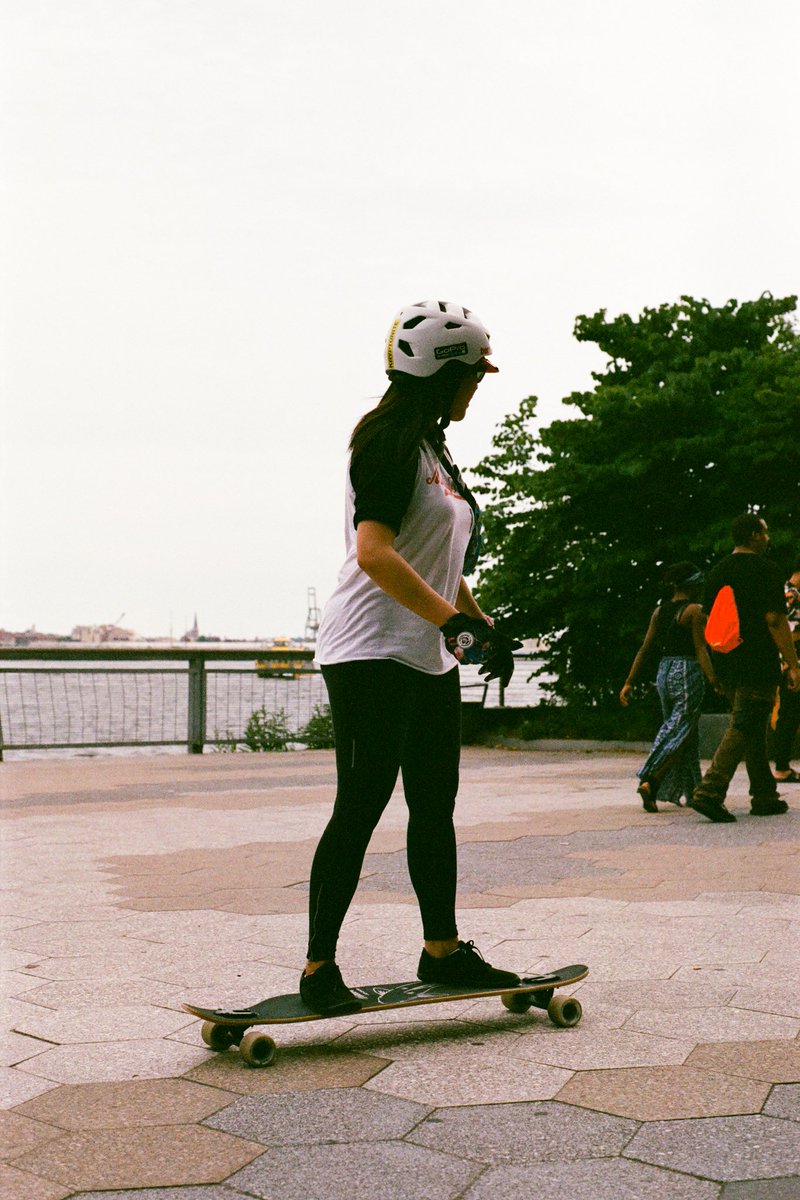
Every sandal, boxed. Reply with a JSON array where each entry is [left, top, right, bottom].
[[637, 781, 658, 813], [773, 769, 800, 783]]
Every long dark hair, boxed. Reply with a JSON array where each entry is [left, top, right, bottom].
[[349, 362, 474, 466]]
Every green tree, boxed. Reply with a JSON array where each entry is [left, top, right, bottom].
[[472, 293, 800, 706]]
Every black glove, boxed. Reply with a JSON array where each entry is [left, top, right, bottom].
[[439, 614, 522, 687]]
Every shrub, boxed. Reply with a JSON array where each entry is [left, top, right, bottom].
[[243, 706, 293, 752], [297, 703, 335, 749], [212, 727, 240, 753]]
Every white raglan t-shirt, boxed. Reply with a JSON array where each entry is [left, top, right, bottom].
[[315, 436, 473, 675]]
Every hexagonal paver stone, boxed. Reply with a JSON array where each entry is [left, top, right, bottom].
[[12, 1004, 193, 1044], [0, 1162, 73, 1200], [764, 1084, 800, 1122], [408, 1101, 638, 1165], [625, 1008, 800, 1043], [721, 1179, 800, 1199], [730, 984, 800, 1020], [461, 1158, 720, 1199], [556, 1065, 770, 1121], [15, 1038, 208, 1085], [686, 1039, 800, 1083], [624, 1115, 800, 1182], [0, 1110, 62, 1158], [185, 1045, 390, 1096], [9, 1126, 263, 1191], [204, 1088, 429, 1145], [228, 1140, 482, 1200], [12, 1078, 236, 1130], [0, 1064, 59, 1108], [515, 1026, 695, 1071], [365, 1048, 571, 1107], [68, 1190, 251, 1200]]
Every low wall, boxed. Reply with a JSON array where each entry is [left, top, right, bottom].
[[462, 703, 799, 760]]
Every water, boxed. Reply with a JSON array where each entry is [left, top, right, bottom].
[[0, 656, 551, 759]]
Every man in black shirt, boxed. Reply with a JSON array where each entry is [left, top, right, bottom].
[[690, 513, 800, 822]]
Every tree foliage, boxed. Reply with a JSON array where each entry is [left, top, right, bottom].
[[472, 293, 800, 706]]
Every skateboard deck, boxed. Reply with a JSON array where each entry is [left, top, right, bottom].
[[184, 963, 588, 1067]]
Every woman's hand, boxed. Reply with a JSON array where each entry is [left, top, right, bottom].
[[619, 683, 633, 707], [439, 614, 521, 686]]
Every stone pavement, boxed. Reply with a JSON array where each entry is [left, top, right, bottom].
[[0, 746, 798, 1200]]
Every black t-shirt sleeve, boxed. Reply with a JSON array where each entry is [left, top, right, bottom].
[[350, 432, 419, 534]]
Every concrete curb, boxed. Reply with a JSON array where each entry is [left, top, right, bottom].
[[488, 737, 651, 753]]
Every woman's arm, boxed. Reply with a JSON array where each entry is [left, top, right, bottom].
[[620, 607, 660, 707], [356, 520, 459, 627], [456, 577, 491, 623], [686, 603, 720, 689], [766, 611, 800, 691]]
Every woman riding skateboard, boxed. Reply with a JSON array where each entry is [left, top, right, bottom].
[[302, 299, 522, 1015]]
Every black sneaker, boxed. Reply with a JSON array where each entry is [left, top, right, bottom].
[[299, 962, 362, 1016], [417, 941, 519, 988], [689, 796, 737, 823], [750, 796, 789, 816]]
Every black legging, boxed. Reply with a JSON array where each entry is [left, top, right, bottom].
[[307, 660, 461, 962]]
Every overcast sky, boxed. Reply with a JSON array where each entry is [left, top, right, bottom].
[[3, 0, 798, 639]]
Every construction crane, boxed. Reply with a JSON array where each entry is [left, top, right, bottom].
[[305, 587, 321, 642]]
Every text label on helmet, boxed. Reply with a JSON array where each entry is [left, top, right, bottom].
[[434, 342, 468, 361], [386, 318, 402, 370]]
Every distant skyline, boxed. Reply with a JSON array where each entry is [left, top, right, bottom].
[[3, 613, 305, 641], [3, 1, 799, 638]]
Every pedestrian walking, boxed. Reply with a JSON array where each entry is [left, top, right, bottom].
[[773, 553, 800, 783], [302, 300, 521, 1015], [620, 563, 720, 811], [690, 513, 800, 822]]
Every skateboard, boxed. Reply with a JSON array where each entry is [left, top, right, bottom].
[[183, 963, 588, 1068]]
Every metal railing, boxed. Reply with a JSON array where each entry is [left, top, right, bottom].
[[0, 647, 546, 758]]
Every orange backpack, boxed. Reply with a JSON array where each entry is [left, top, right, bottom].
[[705, 584, 742, 653]]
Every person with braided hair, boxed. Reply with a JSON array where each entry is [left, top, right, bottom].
[[302, 300, 521, 1015]]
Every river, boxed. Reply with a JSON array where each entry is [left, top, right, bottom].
[[0, 656, 552, 759]]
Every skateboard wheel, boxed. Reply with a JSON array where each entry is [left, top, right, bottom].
[[501, 991, 533, 1014], [201, 1022, 241, 1052], [239, 1031, 277, 1068], [547, 994, 582, 1028]]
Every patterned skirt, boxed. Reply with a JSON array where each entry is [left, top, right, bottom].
[[637, 657, 706, 805]]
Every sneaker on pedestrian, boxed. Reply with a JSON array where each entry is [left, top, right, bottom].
[[688, 795, 737, 823], [417, 940, 519, 988], [637, 781, 658, 813], [299, 962, 362, 1016], [750, 796, 789, 816]]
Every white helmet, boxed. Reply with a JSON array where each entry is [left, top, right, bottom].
[[384, 300, 498, 378]]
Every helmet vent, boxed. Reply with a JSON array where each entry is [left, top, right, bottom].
[[402, 315, 427, 330], [397, 339, 414, 358], [444, 321, 462, 330], [437, 301, 448, 312]]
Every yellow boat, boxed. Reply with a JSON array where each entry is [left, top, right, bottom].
[[255, 640, 316, 679]]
